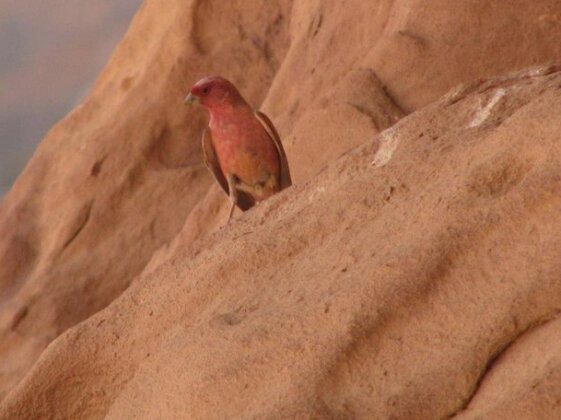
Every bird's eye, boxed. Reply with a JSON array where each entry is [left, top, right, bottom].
[[202, 86, 211, 95]]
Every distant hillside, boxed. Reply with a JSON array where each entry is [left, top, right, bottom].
[[0, 0, 142, 196]]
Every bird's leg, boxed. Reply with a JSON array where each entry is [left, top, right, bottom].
[[226, 175, 239, 224]]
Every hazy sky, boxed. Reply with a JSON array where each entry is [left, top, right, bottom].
[[0, 0, 143, 197]]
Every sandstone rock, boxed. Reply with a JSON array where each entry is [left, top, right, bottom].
[[0, 0, 292, 400], [2, 0, 561, 418], [4, 63, 561, 419]]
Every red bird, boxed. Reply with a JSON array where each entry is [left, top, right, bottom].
[[185, 76, 292, 223]]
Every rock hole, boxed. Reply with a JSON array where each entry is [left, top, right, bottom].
[[120, 77, 133, 91]]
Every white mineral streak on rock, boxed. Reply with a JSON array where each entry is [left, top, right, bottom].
[[469, 88, 506, 128], [372, 126, 401, 167]]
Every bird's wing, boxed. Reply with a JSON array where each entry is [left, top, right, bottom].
[[202, 128, 254, 211], [202, 127, 229, 195], [254, 110, 292, 189]]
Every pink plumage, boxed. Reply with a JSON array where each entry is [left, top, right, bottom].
[[185, 76, 292, 223]]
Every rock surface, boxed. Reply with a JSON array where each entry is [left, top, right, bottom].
[[2, 0, 561, 418]]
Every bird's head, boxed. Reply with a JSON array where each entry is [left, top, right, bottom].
[[185, 76, 244, 111]]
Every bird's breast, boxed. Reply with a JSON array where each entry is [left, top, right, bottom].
[[209, 116, 280, 187]]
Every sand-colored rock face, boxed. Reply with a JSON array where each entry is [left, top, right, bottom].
[[2, 0, 561, 418], [4, 64, 561, 420], [0, 0, 293, 400]]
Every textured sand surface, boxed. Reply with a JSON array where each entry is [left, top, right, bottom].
[[2, 0, 561, 418]]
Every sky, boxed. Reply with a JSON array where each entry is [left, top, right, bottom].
[[0, 0, 143, 197]]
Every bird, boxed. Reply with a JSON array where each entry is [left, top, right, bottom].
[[185, 76, 292, 224]]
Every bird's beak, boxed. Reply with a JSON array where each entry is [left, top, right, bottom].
[[184, 93, 200, 106]]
